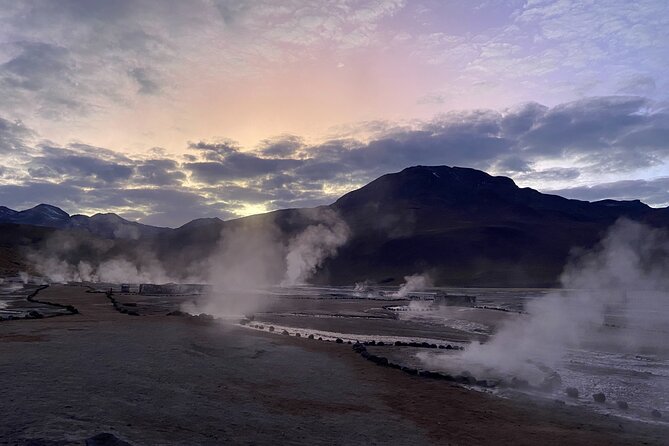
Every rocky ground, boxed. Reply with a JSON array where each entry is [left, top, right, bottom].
[[0, 284, 667, 445]]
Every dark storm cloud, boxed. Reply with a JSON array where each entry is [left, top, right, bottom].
[[27, 146, 134, 184], [518, 96, 651, 156], [134, 159, 185, 186], [186, 142, 304, 183]]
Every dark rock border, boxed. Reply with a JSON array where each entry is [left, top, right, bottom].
[[24, 284, 79, 318], [105, 289, 139, 316]]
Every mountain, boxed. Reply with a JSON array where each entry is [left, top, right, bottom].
[[3, 165, 669, 286], [3, 204, 71, 228], [142, 165, 669, 287], [0, 204, 168, 239]]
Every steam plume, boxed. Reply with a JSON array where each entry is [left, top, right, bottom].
[[282, 209, 349, 286], [396, 273, 432, 297], [421, 219, 669, 385]]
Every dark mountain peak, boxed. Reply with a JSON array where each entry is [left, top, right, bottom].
[[334, 164, 520, 211], [89, 212, 128, 222], [29, 203, 70, 217], [0, 206, 17, 217], [593, 199, 650, 210], [177, 217, 223, 231], [8, 203, 71, 227], [401, 165, 518, 190]]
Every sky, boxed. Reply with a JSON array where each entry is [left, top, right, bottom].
[[0, 0, 668, 227]]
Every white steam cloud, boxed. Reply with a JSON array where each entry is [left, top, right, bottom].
[[421, 219, 669, 385], [395, 273, 432, 298], [184, 209, 349, 317], [282, 209, 349, 286], [26, 232, 178, 284]]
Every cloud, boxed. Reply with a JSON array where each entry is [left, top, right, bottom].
[[134, 159, 185, 186], [257, 134, 305, 157], [2, 95, 669, 225], [128, 67, 160, 95], [548, 177, 669, 208], [0, 117, 35, 153], [185, 142, 304, 183]]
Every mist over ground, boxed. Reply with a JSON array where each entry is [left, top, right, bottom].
[[421, 219, 669, 386]]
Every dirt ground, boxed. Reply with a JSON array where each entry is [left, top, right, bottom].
[[0, 284, 667, 445]]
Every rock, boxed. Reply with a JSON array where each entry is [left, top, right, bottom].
[[377, 341, 384, 346], [166, 310, 187, 317], [352, 344, 366, 353], [565, 387, 579, 398], [367, 355, 388, 366], [651, 409, 662, 419], [335, 338, 343, 344], [308, 334, 314, 339], [593, 392, 606, 403], [268, 326, 275, 332], [394, 341, 403, 346], [86, 432, 133, 446], [445, 344, 453, 350], [65, 305, 79, 314], [281, 330, 289, 335], [616, 401, 629, 410], [401, 367, 418, 375], [27, 310, 43, 319], [295, 333, 301, 337]]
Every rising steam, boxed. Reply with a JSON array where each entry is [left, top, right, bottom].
[[282, 209, 349, 286], [184, 209, 349, 317], [421, 219, 669, 385], [395, 273, 432, 297], [25, 231, 178, 284]]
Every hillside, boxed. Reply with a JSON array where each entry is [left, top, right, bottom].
[[3, 165, 668, 286]]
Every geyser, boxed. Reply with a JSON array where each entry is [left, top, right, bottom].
[[184, 209, 349, 317], [420, 219, 669, 387]]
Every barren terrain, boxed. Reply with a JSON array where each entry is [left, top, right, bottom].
[[0, 285, 667, 445]]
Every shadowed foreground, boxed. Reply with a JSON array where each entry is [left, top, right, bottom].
[[0, 285, 667, 445]]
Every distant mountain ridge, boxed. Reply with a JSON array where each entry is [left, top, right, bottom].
[[0, 204, 168, 239], [3, 165, 669, 286]]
